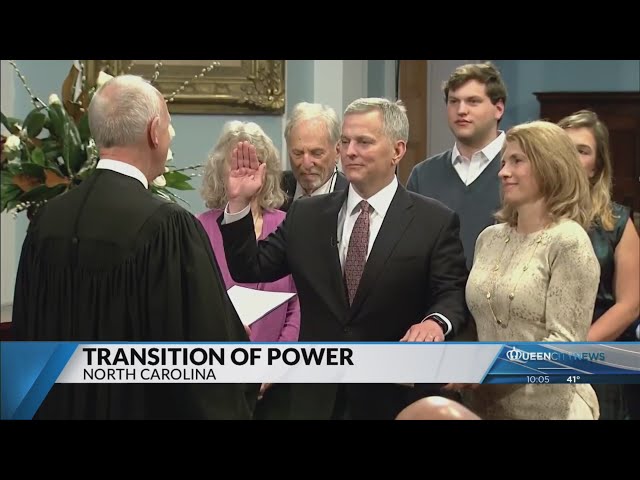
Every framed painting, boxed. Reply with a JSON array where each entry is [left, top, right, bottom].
[[84, 60, 285, 115]]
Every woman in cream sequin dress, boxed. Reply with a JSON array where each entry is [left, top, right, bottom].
[[463, 121, 601, 420]]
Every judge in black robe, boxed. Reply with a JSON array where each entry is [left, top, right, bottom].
[[12, 74, 258, 420]]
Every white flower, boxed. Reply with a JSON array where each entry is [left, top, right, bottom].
[[4, 134, 21, 152], [168, 124, 175, 140], [96, 71, 114, 89], [166, 148, 173, 162], [48, 93, 61, 105], [153, 175, 167, 187]]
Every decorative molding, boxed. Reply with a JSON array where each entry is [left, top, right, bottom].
[[85, 60, 285, 115]]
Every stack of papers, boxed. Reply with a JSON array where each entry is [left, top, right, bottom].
[[227, 285, 296, 326]]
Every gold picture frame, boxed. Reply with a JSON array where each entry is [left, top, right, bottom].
[[85, 60, 285, 115]]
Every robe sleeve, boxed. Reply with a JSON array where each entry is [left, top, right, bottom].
[[140, 204, 259, 419]]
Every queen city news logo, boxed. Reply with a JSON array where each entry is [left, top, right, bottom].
[[505, 347, 604, 363]]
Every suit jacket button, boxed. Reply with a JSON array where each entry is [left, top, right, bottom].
[[71, 237, 79, 245], [343, 326, 350, 333]]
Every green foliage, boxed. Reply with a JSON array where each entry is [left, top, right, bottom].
[[1, 63, 201, 218]]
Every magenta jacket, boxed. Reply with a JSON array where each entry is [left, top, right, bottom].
[[197, 208, 300, 342]]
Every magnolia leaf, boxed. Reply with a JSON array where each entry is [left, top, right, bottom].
[[12, 174, 42, 192], [78, 114, 91, 143], [1, 112, 23, 135], [42, 163, 65, 178], [24, 110, 47, 138], [44, 168, 71, 188], [60, 64, 87, 123], [163, 171, 191, 183], [61, 64, 78, 106], [47, 103, 68, 139], [167, 181, 194, 191], [0, 183, 22, 212], [1, 111, 9, 131], [6, 163, 22, 176], [40, 137, 60, 151], [1, 171, 14, 185], [19, 183, 66, 202], [63, 121, 86, 174], [20, 162, 46, 180], [31, 147, 46, 166]]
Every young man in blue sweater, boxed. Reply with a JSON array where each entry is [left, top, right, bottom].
[[407, 62, 508, 270]]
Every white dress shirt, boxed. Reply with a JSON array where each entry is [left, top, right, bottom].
[[293, 167, 338, 200], [96, 159, 149, 189], [451, 131, 505, 186], [224, 175, 452, 335], [337, 176, 397, 267]]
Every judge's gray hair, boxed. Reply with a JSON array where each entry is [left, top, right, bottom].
[[88, 75, 164, 149], [201, 121, 286, 210], [284, 102, 341, 146], [343, 97, 409, 143]]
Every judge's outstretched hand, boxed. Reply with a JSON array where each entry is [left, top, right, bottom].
[[227, 141, 266, 213]]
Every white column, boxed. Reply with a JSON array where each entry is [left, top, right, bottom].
[[1, 59, 16, 307], [312, 60, 369, 116], [311, 60, 369, 173], [341, 60, 368, 112], [313, 60, 344, 114]]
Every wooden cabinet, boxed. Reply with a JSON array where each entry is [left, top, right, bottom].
[[534, 92, 640, 220]]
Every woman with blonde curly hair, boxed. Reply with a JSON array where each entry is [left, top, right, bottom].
[[559, 110, 640, 419], [455, 120, 601, 420], [197, 121, 300, 343]]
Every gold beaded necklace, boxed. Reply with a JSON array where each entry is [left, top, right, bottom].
[[484, 227, 547, 328]]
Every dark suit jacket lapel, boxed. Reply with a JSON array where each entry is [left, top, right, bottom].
[[280, 171, 297, 212], [334, 172, 349, 192], [350, 186, 414, 315], [319, 189, 350, 320]]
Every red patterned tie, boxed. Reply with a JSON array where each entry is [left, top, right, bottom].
[[344, 200, 371, 305]]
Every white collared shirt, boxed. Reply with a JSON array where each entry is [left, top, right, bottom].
[[293, 168, 338, 200], [337, 176, 398, 267], [96, 159, 149, 189], [451, 131, 505, 186]]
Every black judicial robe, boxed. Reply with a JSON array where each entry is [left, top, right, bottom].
[[12, 169, 258, 420]]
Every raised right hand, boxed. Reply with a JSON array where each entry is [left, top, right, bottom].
[[227, 141, 266, 212]]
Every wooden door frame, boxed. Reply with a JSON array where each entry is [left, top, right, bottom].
[[397, 60, 428, 185]]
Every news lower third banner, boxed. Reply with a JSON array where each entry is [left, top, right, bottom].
[[2, 342, 639, 419]]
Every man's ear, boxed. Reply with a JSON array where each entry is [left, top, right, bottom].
[[495, 99, 505, 122], [392, 139, 407, 165], [149, 116, 160, 148]]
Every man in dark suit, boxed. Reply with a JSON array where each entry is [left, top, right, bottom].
[[219, 97, 468, 420], [12, 74, 257, 420], [280, 102, 348, 211]]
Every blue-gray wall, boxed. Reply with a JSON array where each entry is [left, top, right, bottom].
[[494, 60, 640, 129], [8, 60, 639, 288], [9, 60, 319, 214], [368, 60, 387, 98]]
